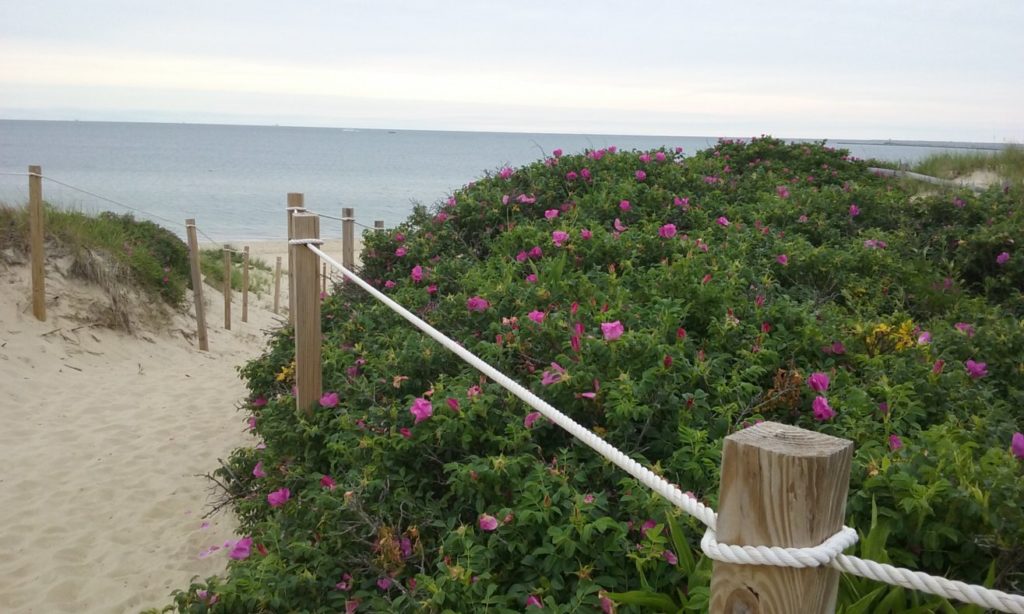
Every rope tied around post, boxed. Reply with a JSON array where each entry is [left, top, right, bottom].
[[701, 525, 859, 569], [289, 238, 325, 246]]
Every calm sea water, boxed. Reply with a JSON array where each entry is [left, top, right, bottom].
[[0, 120, 1001, 242]]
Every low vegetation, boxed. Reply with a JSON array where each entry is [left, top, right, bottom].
[[200, 246, 272, 296], [165, 138, 1022, 613], [913, 145, 1024, 187]]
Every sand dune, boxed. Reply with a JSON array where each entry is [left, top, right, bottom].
[[0, 255, 286, 612]]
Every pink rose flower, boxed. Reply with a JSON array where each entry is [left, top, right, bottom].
[[410, 397, 433, 423], [1012, 432, 1024, 459], [776, 254, 789, 266], [528, 310, 545, 324], [229, 537, 253, 560], [321, 475, 336, 490], [716, 216, 730, 227], [889, 435, 902, 451], [524, 411, 542, 428], [812, 396, 836, 421], [964, 359, 988, 379], [467, 296, 490, 312], [601, 321, 624, 341], [478, 514, 499, 531], [552, 230, 569, 246], [252, 461, 266, 478], [267, 488, 291, 508], [320, 392, 340, 408], [806, 372, 830, 392], [659, 224, 677, 239]]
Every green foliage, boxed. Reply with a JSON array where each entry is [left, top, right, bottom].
[[913, 145, 1024, 187], [199, 247, 271, 295], [0, 203, 190, 305], [168, 138, 1024, 612]]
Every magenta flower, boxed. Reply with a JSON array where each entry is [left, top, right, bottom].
[[1012, 432, 1024, 459], [247, 416, 257, 432], [529, 246, 543, 259], [229, 537, 253, 560], [659, 224, 677, 239], [614, 218, 627, 232], [335, 573, 353, 591], [498, 166, 513, 180], [639, 153, 651, 163], [446, 397, 460, 412], [320, 392, 340, 408], [580, 228, 592, 239], [566, 171, 578, 181], [917, 331, 932, 345], [601, 321, 624, 341], [525, 273, 537, 283], [716, 216, 730, 227], [863, 239, 887, 249], [267, 488, 291, 508], [540, 362, 566, 386], [954, 322, 976, 337], [583, 494, 595, 504], [889, 435, 903, 451], [798, 214, 809, 223], [395, 247, 407, 257], [411, 265, 424, 283], [776, 186, 790, 199], [635, 170, 646, 181], [427, 283, 437, 294], [251, 397, 267, 407], [515, 250, 528, 262], [655, 151, 666, 162], [849, 204, 860, 217], [545, 209, 559, 219], [478, 514, 499, 531], [812, 396, 836, 421], [619, 200, 631, 211], [552, 230, 569, 246], [553, 148, 563, 158], [377, 578, 392, 591], [252, 461, 266, 478], [526, 595, 543, 608], [410, 397, 433, 423], [964, 359, 988, 379], [321, 475, 336, 490], [467, 385, 482, 398], [399, 427, 412, 439], [662, 550, 679, 565], [528, 310, 545, 324], [524, 411, 542, 428], [384, 280, 396, 289], [996, 251, 1010, 265], [807, 372, 830, 392], [932, 359, 945, 374], [580, 168, 591, 180], [774, 253, 789, 266], [467, 296, 490, 312]]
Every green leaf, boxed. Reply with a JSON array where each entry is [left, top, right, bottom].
[[604, 590, 678, 612]]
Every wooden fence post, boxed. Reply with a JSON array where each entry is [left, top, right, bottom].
[[222, 248, 232, 330], [286, 193, 304, 324], [241, 245, 249, 323], [291, 212, 322, 416], [185, 219, 209, 351], [28, 165, 45, 321], [342, 207, 355, 270], [273, 256, 282, 314], [322, 262, 328, 294], [374, 220, 384, 231], [710, 422, 853, 613]]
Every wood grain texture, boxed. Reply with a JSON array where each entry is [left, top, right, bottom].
[[291, 213, 322, 417], [222, 249, 231, 330], [28, 165, 45, 322], [286, 192, 304, 324], [273, 256, 282, 314], [185, 219, 209, 351], [241, 245, 249, 323], [342, 207, 355, 270], [710, 422, 854, 614]]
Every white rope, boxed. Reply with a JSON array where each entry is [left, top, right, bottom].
[[302, 243, 1024, 614]]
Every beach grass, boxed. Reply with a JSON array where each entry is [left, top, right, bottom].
[[199, 247, 271, 295], [912, 144, 1024, 185]]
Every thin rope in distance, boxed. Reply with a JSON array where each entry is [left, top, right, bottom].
[[300, 242, 1024, 614]]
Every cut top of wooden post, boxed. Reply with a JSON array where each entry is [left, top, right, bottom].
[[710, 421, 853, 613]]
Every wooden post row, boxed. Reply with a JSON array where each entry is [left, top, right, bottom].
[[28, 165, 45, 321], [273, 256, 282, 315], [185, 219, 209, 351], [241, 245, 249, 323], [709, 422, 853, 614], [291, 212, 322, 416], [342, 206, 355, 270], [374, 220, 384, 231], [286, 193, 304, 324], [222, 248, 232, 330]]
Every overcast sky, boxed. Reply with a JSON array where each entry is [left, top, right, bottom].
[[1, 0, 1021, 141]]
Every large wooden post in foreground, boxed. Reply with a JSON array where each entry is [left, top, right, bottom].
[[28, 165, 45, 321], [286, 193, 304, 323], [273, 256, 282, 314], [184, 219, 209, 351], [342, 206, 355, 270], [291, 212, 322, 417], [222, 248, 232, 330], [241, 245, 250, 323], [710, 422, 853, 613]]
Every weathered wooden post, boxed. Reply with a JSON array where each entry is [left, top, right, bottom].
[[322, 262, 328, 294], [241, 245, 250, 323], [273, 256, 282, 314], [286, 193, 304, 323], [28, 165, 45, 321], [710, 422, 853, 613], [342, 207, 355, 270], [291, 212, 322, 416], [374, 220, 384, 231], [185, 219, 209, 350], [222, 248, 232, 330]]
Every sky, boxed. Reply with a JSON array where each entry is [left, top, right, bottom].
[[1, 0, 1021, 142]]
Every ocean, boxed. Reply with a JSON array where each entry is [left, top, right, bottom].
[[0, 120, 1002, 243]]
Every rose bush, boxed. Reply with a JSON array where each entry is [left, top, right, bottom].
[[165, 137, 1023, 612]]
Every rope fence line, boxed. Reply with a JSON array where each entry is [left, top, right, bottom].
[[295, 238, 1024, 614]]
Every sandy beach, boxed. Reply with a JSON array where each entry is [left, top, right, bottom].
[[0, 238, 359, 612]]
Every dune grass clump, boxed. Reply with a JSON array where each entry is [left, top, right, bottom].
[[0, 204, 191, 306], [913, 145, 1024, 186], [166, 138, 1023, 613], [199, 247, 272, 295]]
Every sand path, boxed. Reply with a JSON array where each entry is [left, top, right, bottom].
[[0, 256, 286, 612]]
